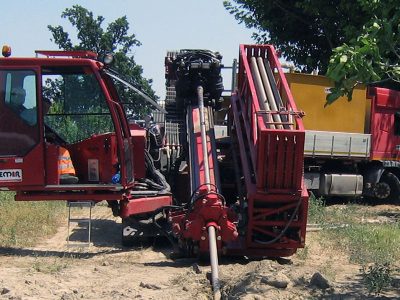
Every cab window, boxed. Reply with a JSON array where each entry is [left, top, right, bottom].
[[0, 70, 39, 156], [5, 71, 37, 126]]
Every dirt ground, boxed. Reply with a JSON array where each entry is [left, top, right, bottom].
[[0, 204, 399, 300]]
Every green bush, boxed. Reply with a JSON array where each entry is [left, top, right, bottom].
[[361, 263, 392, 295]]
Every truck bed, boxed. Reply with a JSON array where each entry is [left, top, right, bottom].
[[304, 130, 371, 158]]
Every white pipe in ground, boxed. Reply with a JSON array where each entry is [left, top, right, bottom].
[[208, 225, 221, 300]]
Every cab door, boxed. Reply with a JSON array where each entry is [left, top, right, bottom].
[[101, 75, 135, 187], [0, 68, 45, 189], [369, 87, 400, 161]]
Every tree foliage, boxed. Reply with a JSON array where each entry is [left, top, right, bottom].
[[225, 1, 400, 104], [224, 0, 373, 73], [48, 5, 156, 114], [326, 1, 400, 104]]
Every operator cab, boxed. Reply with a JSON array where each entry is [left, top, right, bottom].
[[0, 50, 148, 197]]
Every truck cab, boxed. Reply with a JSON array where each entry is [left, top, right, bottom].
[[0, 50, 138, 199]]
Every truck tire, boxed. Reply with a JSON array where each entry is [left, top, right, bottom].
[[373, 171, 400, 204]]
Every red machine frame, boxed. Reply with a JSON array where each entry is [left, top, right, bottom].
[[229, 45, 308, 256]]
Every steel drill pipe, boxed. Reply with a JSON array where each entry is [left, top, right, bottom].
[[197, 86, 211, 190], [263, 58, 291, 129], [250, 57, 275, 129], [208, 225, 221, 300], [256, 57, 283, 129]]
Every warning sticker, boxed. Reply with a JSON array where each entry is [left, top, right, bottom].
[[0, 169, 22, 182]]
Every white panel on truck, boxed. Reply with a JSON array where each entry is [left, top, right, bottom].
[[305, 130, 371, 158]]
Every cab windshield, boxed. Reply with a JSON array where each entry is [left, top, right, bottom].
[[42, 66, 114, 144]]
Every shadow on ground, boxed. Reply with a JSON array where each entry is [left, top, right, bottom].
[[0, 218, 174, 259]]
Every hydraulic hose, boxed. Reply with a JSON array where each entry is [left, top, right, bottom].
[[144, 150, 171, 193]]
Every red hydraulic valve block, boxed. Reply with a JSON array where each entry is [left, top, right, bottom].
[[170, 188, 238, 254]]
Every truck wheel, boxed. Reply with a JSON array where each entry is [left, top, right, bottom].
[[373, 172, 400, 204]]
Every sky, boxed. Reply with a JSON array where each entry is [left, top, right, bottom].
[[0, 0, 254, 99]]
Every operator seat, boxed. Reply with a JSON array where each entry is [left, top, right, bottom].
[[60, 174, 79, 184]]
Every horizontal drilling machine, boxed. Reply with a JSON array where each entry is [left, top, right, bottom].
[[160, 45, 309, 296]]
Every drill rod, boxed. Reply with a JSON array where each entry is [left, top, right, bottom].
[[197, 86, 221, 299], [197, 86, 211, 191]]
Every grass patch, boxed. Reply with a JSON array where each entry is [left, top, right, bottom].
[[307, 194, 326, 224], [31, 252, 80, 274], [308, 194, 375, 225], [308, 195, 400, 265], [32, 257, 70, 274], [324, 223, 400, 265], [0, 192, 66, 247]]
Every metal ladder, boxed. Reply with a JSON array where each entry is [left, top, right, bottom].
[[67, 201, 94, 247]]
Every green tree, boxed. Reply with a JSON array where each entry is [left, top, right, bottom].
[[326, 1, 400, 104], [225, 1, 400, 104], [224, 0, 373, 73], [48, 5, 156, 115]]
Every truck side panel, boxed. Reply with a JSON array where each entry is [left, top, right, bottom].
[[285, 73, 370, 133], [305, 130, 371, 158]]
